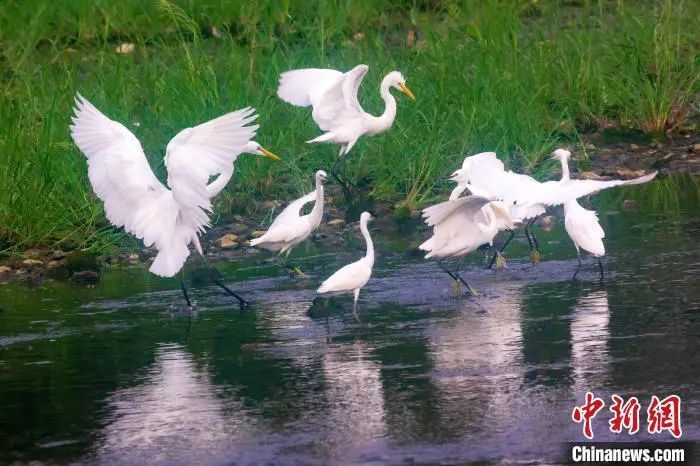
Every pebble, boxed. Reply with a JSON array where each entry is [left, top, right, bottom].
[[584, 143, 596, 150], [615, 168, 647, 178], [115, 43, 135, 54], [579, 171, 609, 181], [52, 250, 68, 260], [692, 143, 700, 153], [21, 259, 44, 267], [629, 143, 640, 150], [327, 219, 345, 226], [0, 266, 12, 274], [217, 233, 239, 248], [251, 230, 266, 238]]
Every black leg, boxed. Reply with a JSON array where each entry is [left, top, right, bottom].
[[331, 157, 361, 201], [180, 272, 193, 307], [438, 260, 459, 281], [438, 260, 478, 296], [524, 225, 534, 250], [597, 258, 604, 281], [573, 252, 581, 280], [213, 278, 249, 309], [488, 229, 515, 269]]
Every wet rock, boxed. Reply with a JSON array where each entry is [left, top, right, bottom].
[[46, 261, 70, 280], [52, 250, 68, 260], [251, 230, 266, 238], [327, 219, 345, 227], [70, 270, 100, 285], [0, 265, 12, 274], [615, 168, 647, 178], [21, 259, 43, 268], [622, 200, 638, 210], [579, 171, 610, 181], [217, 233, 238, 248]]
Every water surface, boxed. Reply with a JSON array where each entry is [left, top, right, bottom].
[[1, 176, 699, 465]]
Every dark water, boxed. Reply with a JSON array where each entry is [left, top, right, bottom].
[[1, 176, 699, 465]]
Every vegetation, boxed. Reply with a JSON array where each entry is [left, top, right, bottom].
[[0, 0, 698, 256]]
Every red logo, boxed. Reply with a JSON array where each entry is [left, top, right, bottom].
[[647, 395, 682, 439], [609, 395, 641, 435], [572, 392, 606, 439]]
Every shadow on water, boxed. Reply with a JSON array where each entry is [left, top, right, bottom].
[[1, 175, 700, 464]]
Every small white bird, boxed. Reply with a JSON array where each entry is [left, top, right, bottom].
[[317, 211, 375, 319], [277, 64, 415, 156], [419, 183, 514, 295], [250, 170, 327, 275], [551, 149, 606, 279], [69, 94, 279, 306]]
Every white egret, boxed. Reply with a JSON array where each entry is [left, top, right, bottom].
[[552, 149, 606, 279], [317, 211, 375, 319], [250, 170, 327, 276], [277, 64, 415, 195], [69, 94, 279, 307], [419, 183, 514, 295]]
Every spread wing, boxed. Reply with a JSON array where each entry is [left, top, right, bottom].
[[70, 94, 258, 277], [277, 68, 344, 107], [422, 195, 492, 227], [309, 65, 369, 131], [528, 172, 658, 206]]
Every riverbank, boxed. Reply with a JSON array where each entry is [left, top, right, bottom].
[[2, 134, 698, 285]]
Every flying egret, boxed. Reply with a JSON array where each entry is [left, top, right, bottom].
[[317, 211, 375, 320], [69, 94, 279, 308], [277, 64, 415, 196], [419, 185, 514, 296], [250, 170, 327, 276], [552, 149, 605, 280]]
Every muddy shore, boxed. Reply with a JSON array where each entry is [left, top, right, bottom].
[[2, 135, 699, 285]]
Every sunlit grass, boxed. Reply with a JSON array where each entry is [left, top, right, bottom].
[[0, 0, 697, 255]]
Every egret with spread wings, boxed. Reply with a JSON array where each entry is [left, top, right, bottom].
[[69, 94, 279, 308], [277, 64, 415, 196]]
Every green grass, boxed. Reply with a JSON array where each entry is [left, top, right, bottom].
[[0, 0, 698, 256]]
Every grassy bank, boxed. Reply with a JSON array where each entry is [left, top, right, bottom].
[[0, 0, 698, 256]]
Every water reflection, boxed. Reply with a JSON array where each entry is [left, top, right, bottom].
[[570, 289, 611, 391], [96, 344, 255, 465]]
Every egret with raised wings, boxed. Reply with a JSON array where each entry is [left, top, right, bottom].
[[250, 170, 327, 276], [277, 64, 415, 195], [317, 211, 375, 320], [69, 94, 279, 308]]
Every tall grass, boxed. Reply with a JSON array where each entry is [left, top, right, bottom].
[[0, 0, 697, 255]]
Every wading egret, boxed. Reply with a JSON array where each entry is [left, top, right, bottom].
[[277, 64, 415, 195], [552, 149, 606, 280], [317, 211, 374, 320], [419, 188, 514, 296], [250, 170, 327, 276], [69, 94, 279, 307]]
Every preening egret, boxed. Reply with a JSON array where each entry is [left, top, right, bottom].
[[250, 170, 327, 276], [70, 94, 279, 307], [419, 177, 514, 296], [317, 211, 375, 320], [552, 149, 605, 280], [277, 64, 415, 195]]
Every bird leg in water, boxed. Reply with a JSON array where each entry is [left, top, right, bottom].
[[597, 257, 605, 281], [487, 229, 515, 269], [352, 289, 363, 323], [525, 218, 542, 266], [275, 252, 309, 279], [438, 261, 479, 297], [180, 271, 193, 308], [572, 252, 582, 280], [213, 278, 250, 309]]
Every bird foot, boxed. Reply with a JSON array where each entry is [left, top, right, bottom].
[[451, 280, 461, 296], [291, 267, 310, 279], [494, 251, 507, 269], [530, 249, 542, 267], [467, 286, 480, 297]]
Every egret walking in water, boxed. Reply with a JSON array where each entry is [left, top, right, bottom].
[[277, 64, 415, 196], [552, 149, 605, 280], [70, 94, 279, 308], [250, 170, 327, 277], [419, 185, 514, 296], [317, 212, 375, 320]]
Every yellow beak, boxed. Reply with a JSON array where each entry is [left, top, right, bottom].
[[399, 83, 416, 101], [260, 147, 281, 161]]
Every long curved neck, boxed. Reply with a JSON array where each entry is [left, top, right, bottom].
[[449, 181, 468, 200], [206, 165, 234, 198], [373, 78, 397, 132], [361, 218, 374, 265], [308, 178, 325, 227], [559, 156, 571, 182]]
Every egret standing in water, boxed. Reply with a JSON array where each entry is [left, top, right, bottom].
[[277, 64, 415, 195], [250, 170, 328, 276], [552, 149, 606, 280], [70, 94, 279, 308], [317, 212, 375, 320]]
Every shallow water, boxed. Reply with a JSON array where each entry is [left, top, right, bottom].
[[1, 176, 699, 465]]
